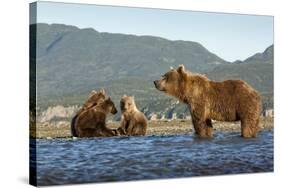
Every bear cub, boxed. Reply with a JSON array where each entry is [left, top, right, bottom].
[[71, 89, 106, 137], [117, 95, 148, 136], [74, 97, 118, 137]]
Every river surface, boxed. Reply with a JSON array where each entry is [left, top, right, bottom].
[[30, 131, 273, 186]]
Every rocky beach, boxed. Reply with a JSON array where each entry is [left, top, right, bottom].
[[31, 117, 273, 139]]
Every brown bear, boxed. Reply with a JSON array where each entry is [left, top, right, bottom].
[[154, 64, 261, 138], [71, 89, 106, 137], [79, 89, 107, 112], [74, 97, 118, 137], [117, 95, 148, 136]]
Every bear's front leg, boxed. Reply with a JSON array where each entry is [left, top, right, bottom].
[[117, 127, 127, 135], [192, 116, 212, 138], [100, 127, 117, 137], [117, 116, 128, 135], [126, 120, 135, 136], [112, 129, 121, 136], [205, 119, 213, 137]]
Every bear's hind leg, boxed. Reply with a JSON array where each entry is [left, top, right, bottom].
[[78, 128, 97, 137], [241, 117, 260, 138], [132, 124, 146, 136]]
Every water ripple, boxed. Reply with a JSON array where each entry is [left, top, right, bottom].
[[31, 131, 273, 186]]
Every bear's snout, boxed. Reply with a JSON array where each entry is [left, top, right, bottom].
[[154, 80, 164, 91], [111, 108, 118, 114], [154, 80, 159, 88]]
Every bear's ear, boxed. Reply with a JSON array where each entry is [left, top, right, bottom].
[[177, 64, 185, 74], [100, 88, 105, 95], [170, 66, 174, 70], [122, 94, 127, 98], [87, 90, 97, 98]]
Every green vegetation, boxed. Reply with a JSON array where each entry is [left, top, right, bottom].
[[32, 23, 274, 117]]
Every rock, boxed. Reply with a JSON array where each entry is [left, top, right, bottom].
[[38, 105, 79, 122], [263, 109, 274, 117], [149, 113, 158, 121]]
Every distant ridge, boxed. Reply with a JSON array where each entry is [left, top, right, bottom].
[[31, 23, 273, 116], [208, 44, 273, 94], [243, 45, 273, 64]]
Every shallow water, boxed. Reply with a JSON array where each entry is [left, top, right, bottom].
[[31, 131, 273, 186]]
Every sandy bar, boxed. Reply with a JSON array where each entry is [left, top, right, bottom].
[[31, 117, 273, 139]]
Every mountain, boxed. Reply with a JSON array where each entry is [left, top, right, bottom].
[[207, 45, 274, 94], [31, 23, 273, 119], [243, 45, 273, 64], [33, 23, 228, 105]]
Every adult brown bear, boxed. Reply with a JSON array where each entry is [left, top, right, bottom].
[[154, 64, 261, 138], [74, 97, 118, 137], [71, 89, 106, 137]]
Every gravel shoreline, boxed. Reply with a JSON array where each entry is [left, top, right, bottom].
[[31, 117, 273, 139]]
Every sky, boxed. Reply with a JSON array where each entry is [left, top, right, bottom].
[[34, 1, 274, 62]]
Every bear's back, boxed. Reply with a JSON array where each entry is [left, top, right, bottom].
[[76, 109, 106, 128], [213, 79, 259, 98]]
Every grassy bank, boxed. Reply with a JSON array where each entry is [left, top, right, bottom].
[[30, 117, 273, 139]]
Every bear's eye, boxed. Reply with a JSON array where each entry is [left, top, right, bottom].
[[128, 103, 131, 105]]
